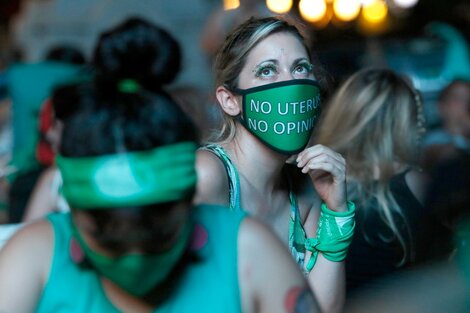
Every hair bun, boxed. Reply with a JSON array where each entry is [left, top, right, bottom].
[[93, 17, 181, 92]]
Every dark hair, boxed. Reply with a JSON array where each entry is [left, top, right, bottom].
[[93, 17, 181, 94], [56, 17, 196, 302], [45, 45, 86, 65]]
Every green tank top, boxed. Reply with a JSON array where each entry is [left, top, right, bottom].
[[36, 204, 244, 313], [202, 144, 308, 270]]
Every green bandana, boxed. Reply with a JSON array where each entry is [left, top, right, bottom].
[[234, 79, 321, 154], [71, 216, 191, 296], [56, 142, 197, 209]]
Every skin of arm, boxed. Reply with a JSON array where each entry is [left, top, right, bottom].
[[22, 167, 59, 222], [304, 206, 345, 313], [0, 220, 53, 313], [238, 217, 321, 313], [296, 144, 348, 313]]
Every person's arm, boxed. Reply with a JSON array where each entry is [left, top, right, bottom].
[[22, 167, 58, 222], [304, 208, 345, 313], [0, 220, 53, 313], [238, 217, 321, 313], [296, 144, 353, 313], [193, 149, 231, 206]]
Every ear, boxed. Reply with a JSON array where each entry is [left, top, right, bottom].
[[216, 85, 241, 116]]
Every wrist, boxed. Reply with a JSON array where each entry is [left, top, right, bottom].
[[321, 201, 355, 217]]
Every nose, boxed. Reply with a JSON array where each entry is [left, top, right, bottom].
[[278, 68, 295, 82]]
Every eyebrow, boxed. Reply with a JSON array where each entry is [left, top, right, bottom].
[[253, 59, 279, 69]]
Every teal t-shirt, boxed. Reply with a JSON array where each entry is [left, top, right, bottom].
[[36, 205, 244, 312], [7, 62, 84, 175]]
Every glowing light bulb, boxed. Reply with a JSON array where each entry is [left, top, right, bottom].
[[266, 0, 293, 14], [299, 0, 327, 23], [224, 0, 240, 10], [362, 0, 387, 23], [392, 0, 419, 8], [333, 0, 361, 22]]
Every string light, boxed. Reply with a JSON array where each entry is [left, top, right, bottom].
[[392, 0, 419, 9], [223, 0, 240, 10], [299, 0, 327, 23], [266, 0, 293, 14], [362, 0, 387, 23], [333, 0, 361, 22]]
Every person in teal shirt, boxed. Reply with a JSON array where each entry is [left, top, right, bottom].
[[0, 17, 320, 313]]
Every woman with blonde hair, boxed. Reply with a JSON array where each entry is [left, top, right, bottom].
[[195, 16, 356, 313], [314, 67, 429, 293]]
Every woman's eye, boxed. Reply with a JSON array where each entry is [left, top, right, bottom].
[[255, 65, 277, 78], [293, 63, 313, 76]]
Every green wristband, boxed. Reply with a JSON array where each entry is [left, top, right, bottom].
[[305, 201, 356, 272]]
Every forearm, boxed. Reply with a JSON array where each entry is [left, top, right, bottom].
[[307, 255, 345, 313]]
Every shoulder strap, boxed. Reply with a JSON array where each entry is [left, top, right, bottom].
[[285, 171, 307, 270], [200, 144, 242, 211]]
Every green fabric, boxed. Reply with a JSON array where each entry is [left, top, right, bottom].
[[235, 79, 321, 154], [287, 178, 308, 271], [71, 218, 191, 297], [201, 144, 242, 211], [7, 62, 84, 176], [305, 201, 356, 271], [56, 142, 197, 209], [455, 218, 470, 286], [118, 79, 141, 93], [37, 205, 244, 313]]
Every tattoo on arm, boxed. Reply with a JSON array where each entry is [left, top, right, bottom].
[[284, 285, 316, 313]]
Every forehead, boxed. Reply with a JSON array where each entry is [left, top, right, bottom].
[[244, 32, 309, 65]]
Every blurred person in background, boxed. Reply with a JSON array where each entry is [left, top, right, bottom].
[[0, 17, 321, 313], [200, 0, 273, 61], [21, 84, 83, 222], [195, 16, 355, 313], [345, 143, 470, 313], [6, 44, 86, 223], [422, 79, 470, 171], [314, 68, 432, 295]]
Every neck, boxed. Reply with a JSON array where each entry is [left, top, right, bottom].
[[223, 125, 286, 193]]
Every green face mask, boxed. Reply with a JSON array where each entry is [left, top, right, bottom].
[[71, 218, 191, 297], [234, 79, 321, 154]]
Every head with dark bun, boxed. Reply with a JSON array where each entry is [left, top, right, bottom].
[[54, 17, 197, 303]]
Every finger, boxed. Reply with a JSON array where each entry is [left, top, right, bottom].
[[301, 161, 346, 181], [298, 153, 345, 172], [297, 145, 345, 168], [285, 154, 298, 164]]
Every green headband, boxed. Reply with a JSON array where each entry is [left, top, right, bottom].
[[56, 142, 197, 209]]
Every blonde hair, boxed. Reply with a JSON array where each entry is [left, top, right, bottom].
[[209, 16, 329, 144], [315, 68, 425, 265]]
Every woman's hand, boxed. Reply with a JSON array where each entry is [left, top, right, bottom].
[[296, 145, 347, 212]]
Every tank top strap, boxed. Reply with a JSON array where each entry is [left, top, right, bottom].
[[200, 144, 242, 211], [285, 171, 307, 270]]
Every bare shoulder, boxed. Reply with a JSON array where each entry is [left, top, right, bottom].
[[194, 149, 230, 205], [405, 169, 430, 205], [0, 220, 53, 267], [0, 220, 54, 312]]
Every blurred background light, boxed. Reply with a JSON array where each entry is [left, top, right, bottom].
[[299, 0, 327, 23], [333, 0, 361, 22], [223, 0, 240, 10], [392, 0, 419, 9], [362, 0, 388, 23], [266, 0, 293, 14]]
